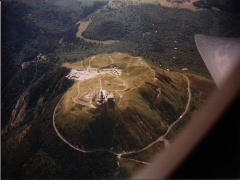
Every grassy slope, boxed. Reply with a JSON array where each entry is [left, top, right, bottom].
[[55, 52, 190, 151], [116, 71, 215, 177]]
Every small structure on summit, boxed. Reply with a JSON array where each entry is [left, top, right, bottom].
[[96, 90, 115, 105], [96, 75, 115, 105]]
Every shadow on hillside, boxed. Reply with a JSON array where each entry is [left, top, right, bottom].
[[81, 104, 115, 149]]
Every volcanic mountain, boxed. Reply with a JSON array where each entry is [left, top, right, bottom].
[[54, 52, 190, 151]]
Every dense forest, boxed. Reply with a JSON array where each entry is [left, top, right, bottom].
[[2, 0, 108, 128], [196, 0, 240, 12], [83, 4, 240, 73]]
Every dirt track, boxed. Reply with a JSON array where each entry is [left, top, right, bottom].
[[53, 66, 191, 164]]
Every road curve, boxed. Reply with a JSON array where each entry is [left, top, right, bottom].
[[117, 74, 191, 157], [52, 86, 118, 155], [52, 73, 191, 159]]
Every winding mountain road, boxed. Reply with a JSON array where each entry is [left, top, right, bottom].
[[116, 74, 191, 157], [52, 71, 191, 164]]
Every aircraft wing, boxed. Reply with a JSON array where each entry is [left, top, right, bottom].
[[132, 35, 240, 179], [195, 34, 240, 87]]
